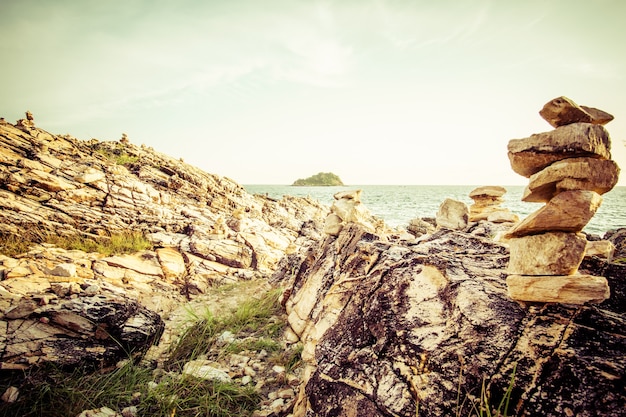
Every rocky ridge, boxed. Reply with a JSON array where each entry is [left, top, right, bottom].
[[0, 114, 330, 371]]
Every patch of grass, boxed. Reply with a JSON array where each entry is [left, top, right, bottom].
[[227, 289, 284, 333], [456, 364, 517, 417], [113, 153, 139, 166], [165, 310, 221, 370], [269, 343, 303, 372], [53, 231, 153, 256], [0, 229, 152, 257], [0, 361, 258, 417], [143, 374, 259, 417], [94, 148, 138, 166], [613, 257, 626, 264], [166, 288, 284, 371], [0, 362, 152, 417], [0, 233, 33, 257]]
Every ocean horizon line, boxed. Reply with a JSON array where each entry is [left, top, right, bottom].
[[244, 183, 626, 188]]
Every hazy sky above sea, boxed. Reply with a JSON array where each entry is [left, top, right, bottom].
[[1, 0, 625, 186]]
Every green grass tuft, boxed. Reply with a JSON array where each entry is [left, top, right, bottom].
[[0, 230, 152, 257], [165, 288, 284, 371], [0, 361, 259, 417]]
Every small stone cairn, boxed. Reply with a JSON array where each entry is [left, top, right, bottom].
[[323, 190, 377, 235], [468, 185, 519, 223], [505, 96, 620, 304]]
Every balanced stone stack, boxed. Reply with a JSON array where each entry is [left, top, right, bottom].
[[323, 190, 379, 236], [468, 185, 519, 223], [505, 96, 620, 304]]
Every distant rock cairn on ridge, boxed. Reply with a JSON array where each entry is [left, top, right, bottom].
[[468, 185, 519, 224], [505, 96, 620, 304]]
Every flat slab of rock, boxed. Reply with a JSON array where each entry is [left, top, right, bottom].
[[506, 190, 602, 237], [506, 274, 609, 304], [507, 232, 587, 275], [469, 185, 507, 199], [507, 123, 612, 177], [522, 157, 620, 202], [539, 96, 614, 128]]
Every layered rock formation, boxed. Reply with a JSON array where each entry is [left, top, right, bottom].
[[272, 223, 626, 417], [0, 114, 329, 370], [506, 97, 620, 304]]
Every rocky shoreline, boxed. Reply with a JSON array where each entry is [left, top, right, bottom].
[[1, 100, 626, 417]]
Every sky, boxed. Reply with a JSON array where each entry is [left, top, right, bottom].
[[1, 0, 625, 186]]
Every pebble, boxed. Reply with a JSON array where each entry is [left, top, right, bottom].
[[218, 330, 236, 344], [277, 388, 295, 399], [229, 353, 250, 367], [121, 406, 137, 417], [270, 398, 285, 413], [244, 366, 257, 377], [272, 365, 286, 374], [1, 386, 19, 403]]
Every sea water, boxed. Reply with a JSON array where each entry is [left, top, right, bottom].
[[244, 184, 626, 236]]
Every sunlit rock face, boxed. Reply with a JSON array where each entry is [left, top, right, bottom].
[[272, 224, 626, 417]]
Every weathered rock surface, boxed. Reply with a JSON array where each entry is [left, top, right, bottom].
[[0, 288, 164, 369], [539, 96, 614, 128], [0, 118, 329, 370], [507, 123, 612, 177], [274, 224, 626, 417], [506, 274, 610, 304], [507, 232, 588, 276], [506, 190, 602, 237], [522, 157, 620, 202], [406, 217, 436, 237]]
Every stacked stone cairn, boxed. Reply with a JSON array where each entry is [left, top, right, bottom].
[[323, 190, 378, 236], [505, 96, 620, 304], [468, 185, 519, 223]]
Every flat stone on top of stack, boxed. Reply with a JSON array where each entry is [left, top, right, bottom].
[[505, 96, 620, 304], [468, 185, 519, 223]]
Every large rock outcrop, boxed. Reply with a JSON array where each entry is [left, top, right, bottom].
[[0, 115, 329, 370], [273, 224, 626, 417]]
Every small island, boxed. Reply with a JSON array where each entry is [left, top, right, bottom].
[[292, 172, 344, 186]]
